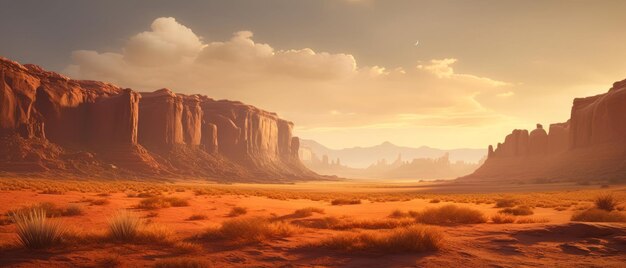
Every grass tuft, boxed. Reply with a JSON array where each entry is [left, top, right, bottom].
[[331, 198, 362, 206], [595, 194, 619, 211], [108, 210, 141, 241], [316, 225, 443, 253], [11, 208, 65, 249], [414, 205, 486, 225], [227, 206, 248, 217], [202, 217, 296, 244], [571, 208, 626, 222], [499, 205, 534, 216]]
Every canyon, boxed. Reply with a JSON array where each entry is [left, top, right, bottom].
[[0, 57, 318, 182], [463, 79, 626, 183]]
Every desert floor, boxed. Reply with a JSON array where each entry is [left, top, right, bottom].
[[0, 178, 625, 267]]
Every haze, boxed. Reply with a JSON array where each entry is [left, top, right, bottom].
[[2, 0, 626, 149]]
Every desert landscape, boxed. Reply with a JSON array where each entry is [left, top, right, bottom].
[[1, 178, 625, 267], [2, 1, 626, 267]]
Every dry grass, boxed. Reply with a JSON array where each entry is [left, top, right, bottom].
[[595, 194, 619, 211], [499, 205, 534, 216], [154, 257, 211, 268], [108, 210, 141, 241], [331, 198, 362, 205], [137, 197, 190, 210], [202, 217, 297, 244], [491, 213, 516, 224], [294, 216, 414, 230], [90, 199, 110, 206], [11, 208, 65, 249], [63, 204, 84, 216], [414, 205, 486, 225], [187, 214, 208, 221], [227, 206, 248, 217], [292, 207, 325, 218], [8, 202, 84, 217], [388, 209, 410, 218], [494, 198, 519, 208], [571, 208, 626, 222], [515, 217, 549, 224], [315, 225, 443, 253]]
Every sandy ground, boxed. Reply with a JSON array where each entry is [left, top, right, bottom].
[[0, 181, 625, 267]]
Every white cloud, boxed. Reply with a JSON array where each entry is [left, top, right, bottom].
[[64, 17, 516, 138]]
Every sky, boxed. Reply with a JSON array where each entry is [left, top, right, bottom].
[[2, 0, 626, 150]]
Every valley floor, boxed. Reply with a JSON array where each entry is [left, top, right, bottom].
[[0, 179, 625, 267]]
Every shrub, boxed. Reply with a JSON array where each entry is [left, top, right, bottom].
[[154, 257, 211, 268], [11, 209, 65, 249], [202, 217, 296, 244], [9, 202, 64, 218], [91, 199, 110, 206], [515, 217, 549, 224], [595, 195, 619, 211], [429, 199, 441, 204], [316, 225, 443, 253], [499, 206, 534, 216], [491, 213, 516, 224], [62, 204, 84, 216], [388, 209, 409, 218], [292, 207, 325, 218], [571, 208, 626, 222], [108, 210, 141, 241], [166, 197, 190, 207], [227, 206, 248, 217], [494, 199, 519, 208], [331, 199, 361, 206], [414, 205, 486, 225], [187, 214, 208, 221], [137, 197, 189, 210]]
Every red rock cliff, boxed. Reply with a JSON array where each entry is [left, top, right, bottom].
[[463, 79, 626, 183], [0, 57, 318, 181]]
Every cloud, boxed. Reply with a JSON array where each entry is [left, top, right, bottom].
[[64, 17, 517, 145]]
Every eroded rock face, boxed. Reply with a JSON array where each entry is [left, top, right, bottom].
[[464, 80, 626, 183], [0, 57, 318, 181]]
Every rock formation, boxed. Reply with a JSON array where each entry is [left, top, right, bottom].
[[463, 79, 626, 183], [0, 57, 318, 181]]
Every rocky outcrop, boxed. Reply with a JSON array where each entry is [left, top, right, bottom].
[[463, 79, 626, 183], [0, 56, 318, 181]]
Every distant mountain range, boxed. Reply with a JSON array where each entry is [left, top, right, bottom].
[[300, 139, 486, 168]]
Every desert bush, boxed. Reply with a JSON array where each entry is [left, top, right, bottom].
[[108, 210, 141, 241], [91, 199, 110, 206], [388, 209, 410, 218], [499, 206, 534, 216], [62, 204, 84, 216], [316, 225, 443, 253], [429, 199, 441, 203], [154, 257, 211, 268], [595, 195, 619, 211], [166, 197, 190, 207], [202, 217, 296, 243], [292, 207, 325, 218], [227, 206, 248, 217], [571, 208, 626, 222], [515, 217, 549, 224], [137, 197, 189, 210], [331, 198, 362, 205], [40, 189, 64, 195], [11, 208, 65, 249], [187, 214, 208, 221], [414, 205, 486, 225], [494, 198, 519, 208], [491, 213, 516, 224], [294, 216, 413, 230], [136, 223, 175, 245]]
